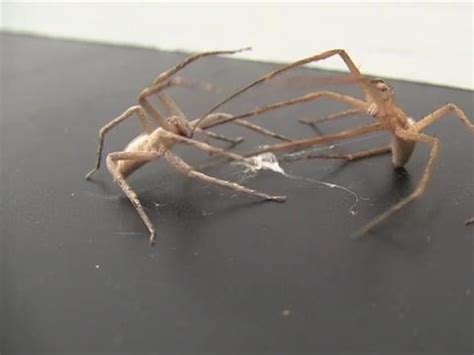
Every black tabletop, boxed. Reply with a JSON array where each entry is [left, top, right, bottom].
[[1, 33, 473, 354]]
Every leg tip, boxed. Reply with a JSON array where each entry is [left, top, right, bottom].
[[270, 195, 287, 202], [149, 232, 156, 245], [349, 230, 365, 240], [85, 169, 96, 180], [350, 224, 374, 240]]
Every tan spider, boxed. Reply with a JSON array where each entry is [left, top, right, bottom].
[[195, 49, 474, 237], [85, 48, 288, 244]]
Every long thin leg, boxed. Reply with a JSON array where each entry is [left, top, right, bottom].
[[85, 106, 153, 180], [199, 123, 384, 170], [163, 150, 286, 202], [160, 130, 255, 163], [195, 104, 382, 169], [191, 112, 291, 141], [151, 48, 250, 86], [245, 122, 384, 157], [154, 92, 241, 144], [149, 81, 243, 144], [137, 83, 241, 146], [233, 119, 293, 141], [202, 91, 369, 130], [141, 76, 291, 143], [199, 130, 244, 144], [281, 145, 391, 163], [414, 104, 473, 227], [138, 82, 174, 131], [106, 151, 162, 243], [353, 130, 440, 238], [148, 77, 286, 144], [138, 79, 213, 132], [157, 83, 285, 142], [168, 75, 221, 93], [156, 76, 220, 118], [196, 49, 380, 126], [157, 92, 186, 118], [299, 108, 364, 126], [415, 103, 474, 133], [138, 47, 251, 131]]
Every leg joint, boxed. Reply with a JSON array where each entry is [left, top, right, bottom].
[[446, 103, 457, 111], [138, 88, 151, 102], [99, 126, 107, 138]]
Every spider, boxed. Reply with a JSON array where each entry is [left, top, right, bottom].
[[194, 49, 474, 237], [85, 48, 288, 244]]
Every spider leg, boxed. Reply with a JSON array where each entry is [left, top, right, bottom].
[[106, 150, 162, 244], [199, 130, 244, 144], [163, 150, 286, 202], [144, 79, 279, 145], [196, 93, 380, 168], [353, 130, 440, 238], [138, 47, 251, 131], [233, 119, 293, 142], [203, 91, 369, 130], [245, 122, 384, 158], [85, 106, 153, 180], [154, 92, 243, 144], [197, 91, 376, 159], [140, 79, 286, 144], [160, 130, 255, 163], [193, 112, 291, 142], [161, 85, 276, 144], [151, 48, 250, 86], [193, 92, 373, 169], [143, 62, 290, 142], [281, 145, 391, 163], [135, 81, 244, 149], [168, 75, 221, 94], [157, 92, 186, 118], [197, 49, 380, 124], [414, 103, 474, 133], [138, 83, 174, 131], [413, 104, 473, 227], [299, 108, 364, 126]]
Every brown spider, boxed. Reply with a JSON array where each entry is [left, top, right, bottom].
[[195, 49, 474, 237], [85, 48, 288, 244]]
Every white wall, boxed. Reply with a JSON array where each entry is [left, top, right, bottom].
[[2, 1, 473, 89]]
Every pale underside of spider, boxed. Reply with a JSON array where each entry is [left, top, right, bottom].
[[195, 49, 474, 237], [85, 48, 298, 244]]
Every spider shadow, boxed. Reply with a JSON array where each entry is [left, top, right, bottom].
[[115, 176, 279, 250], [355, 167, 437, 251]]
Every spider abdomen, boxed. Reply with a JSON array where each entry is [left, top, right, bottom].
[[391, 118, 417, 168], [117, 133, 160, 177]]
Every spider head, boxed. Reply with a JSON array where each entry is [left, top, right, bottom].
[[370, 78, 394, 101], [168, 116, 193, 138]]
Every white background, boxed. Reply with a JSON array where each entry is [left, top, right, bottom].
[[1, 1, 473, 89]]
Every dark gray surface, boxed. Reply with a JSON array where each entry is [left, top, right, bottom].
[[1, 33, 473, 354]]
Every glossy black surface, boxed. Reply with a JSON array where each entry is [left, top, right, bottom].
[[1, 33, 473, 354]]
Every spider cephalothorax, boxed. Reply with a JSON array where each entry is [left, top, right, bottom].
[[168, 116, 193, 138], [370, 78, 394, 101]]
